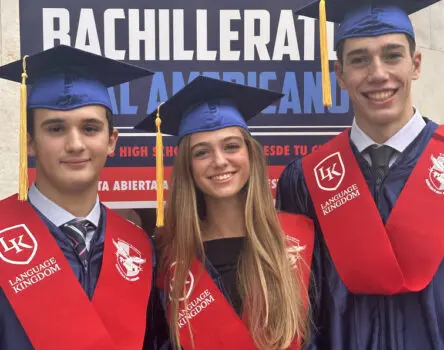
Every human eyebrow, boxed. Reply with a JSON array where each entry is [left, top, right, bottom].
[[221, 136, 243, 143], [382, 43, 405, 53], [190, 141, 211, 152], [345, 48, 369, 59], [40, 118, 65, 127], [82, 118, 105, 126]]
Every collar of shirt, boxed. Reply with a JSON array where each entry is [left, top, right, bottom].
[[28, 183, 101, 228], [350, 108, 426, 154]]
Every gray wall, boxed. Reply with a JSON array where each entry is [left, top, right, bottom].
[[1, 0, 444, 199]]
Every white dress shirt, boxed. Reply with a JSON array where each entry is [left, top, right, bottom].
[[350, 108, 426, 167], [28, 183, 100, 250]]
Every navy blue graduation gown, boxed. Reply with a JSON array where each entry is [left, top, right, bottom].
[[277, 120, 444, 350], [0, 205, 157, 350]]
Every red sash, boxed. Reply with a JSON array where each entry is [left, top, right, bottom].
[[158, 213, 314, 350], [302, 127, 444, 294], [0, 194, 153, 350]]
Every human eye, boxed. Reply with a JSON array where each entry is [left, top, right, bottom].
[[224, 142, 241, 152], [46, 124, 64, 133], [192, 148, 210, 159], [349, 56, 369, 66], [385, 52, 403, 62], [84, 124, 100, 134]]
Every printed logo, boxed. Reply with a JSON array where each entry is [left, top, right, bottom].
[[285, 236, 306, 268], [169, 262, 195, 301], [113, 239, 146, 282], [314, 152, 345, 191], [426, 154, 444, 194], [0, 224, 37, 265]]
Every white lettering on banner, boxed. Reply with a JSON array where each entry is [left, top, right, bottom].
[[42, 8, 70, 47], [244, 10, 270, 61], [104, 180, 169, 191], [8, 257, 61, 294], [42, 8, 336, 61], [104, 9, 126, 60], [177, 289, 216, 328], [74, 9, 101, 54], [128, 9, 156, 60], [320, 184, 361, 215], [196, 10, 217, 60]]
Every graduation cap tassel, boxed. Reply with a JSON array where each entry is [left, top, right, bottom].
[[319, 0, 332, 107], [19, 55, 29, 201], [155, 103, 165, 227]]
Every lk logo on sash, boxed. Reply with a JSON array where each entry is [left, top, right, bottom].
[[113, 239, 146, 281], [314, 152, 345, 191], [312, 152, 361, 216], [0, 224, 37, 265], [426, 153, 444, 194], [169, 263, 195, 301]]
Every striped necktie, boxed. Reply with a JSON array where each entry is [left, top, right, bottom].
[[60, 219, 95, 265]]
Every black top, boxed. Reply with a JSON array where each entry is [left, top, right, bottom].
[[204, 237, 246, 316]]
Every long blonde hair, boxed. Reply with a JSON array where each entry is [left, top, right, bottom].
[[157, 128, 306, 349]]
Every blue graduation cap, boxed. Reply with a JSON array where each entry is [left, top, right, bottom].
[[0, 44, 154, 111], [134, 75, 284, 227], [294, 0, 439, 107], [135, 75, 283, 138], [0, 44, 154, 200], [296, 0, 439, 49]]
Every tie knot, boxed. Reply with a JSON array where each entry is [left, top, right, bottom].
[[62, 219, 95, 238], [367, 145, 395, 170], [60, 219, 95, 261]]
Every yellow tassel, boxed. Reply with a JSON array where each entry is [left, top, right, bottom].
[[19, 55, 29, 201], [319, 0, 332, 107], [155, 102, 165, 227]]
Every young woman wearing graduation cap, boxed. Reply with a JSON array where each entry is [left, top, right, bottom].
[[135, 76, 315, 350], [277, 0, 444, 349], [0, 45, 157, 350]]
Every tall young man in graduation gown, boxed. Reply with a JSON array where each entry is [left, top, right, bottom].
[[0, 45, 157, 350], [277, 1, 444, 349]]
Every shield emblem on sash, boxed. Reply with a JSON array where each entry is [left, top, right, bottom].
[[314, 152, 345, 191], [0, 224, 38, 265], [113, 239, 146, 281], [428, 154, 444, 192]]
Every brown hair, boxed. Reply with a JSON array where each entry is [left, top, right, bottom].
[[157, 128, 306, 349]]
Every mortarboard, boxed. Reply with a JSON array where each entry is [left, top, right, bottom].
[[0, 44, 154, 200], [294, 0, 439, 107], [135, 75, 284, 138], [134, 75, 284, 227]]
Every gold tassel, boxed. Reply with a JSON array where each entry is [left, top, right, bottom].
[[155, 102, 165, 227], [319, 0, 332, 107], [19, 55, 29, 201]]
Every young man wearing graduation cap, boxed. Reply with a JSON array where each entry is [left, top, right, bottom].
[[135, 76, 315, 350], [277, 0, 444, 349], [0, 45, 157, 350]]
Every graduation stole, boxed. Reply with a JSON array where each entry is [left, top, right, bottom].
[[0, 194, 153, 350], [302, 126, 444, 294], [158, 213, 314, 350]]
